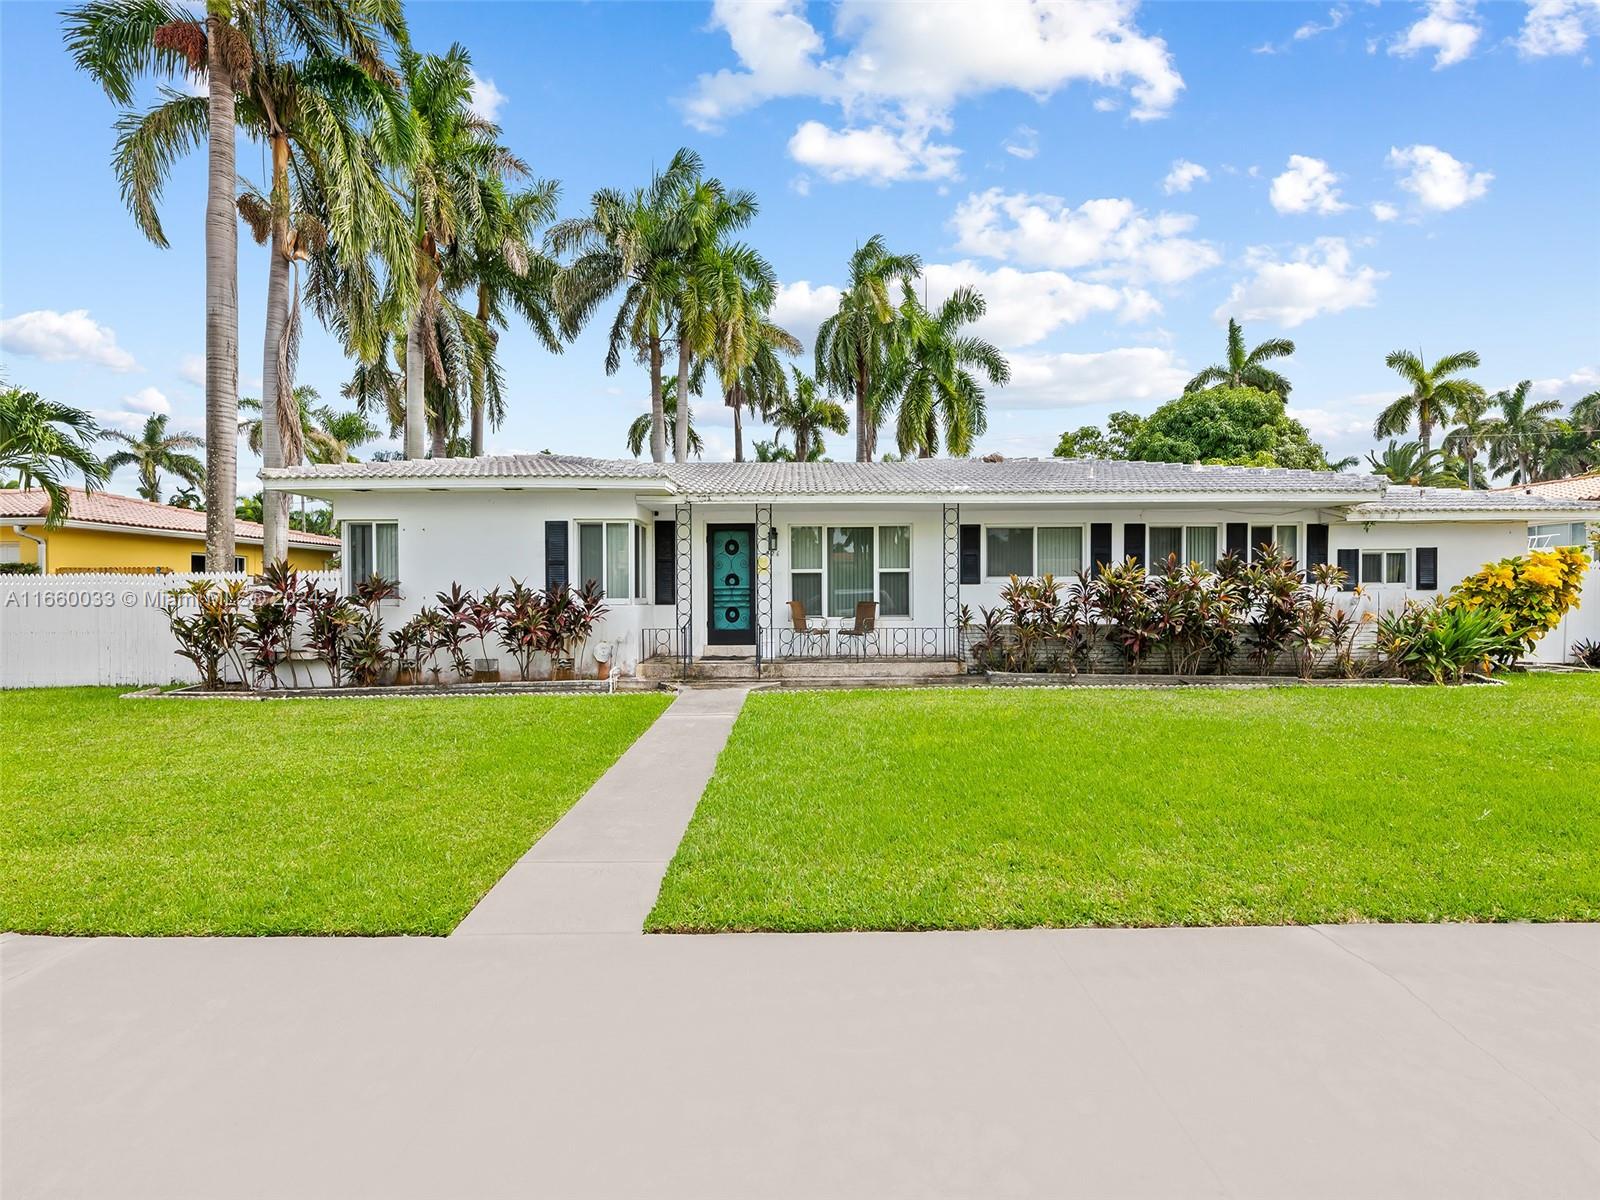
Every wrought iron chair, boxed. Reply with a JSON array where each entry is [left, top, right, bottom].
[[786, 600, 830, 656], [834, 600, 879, 658]]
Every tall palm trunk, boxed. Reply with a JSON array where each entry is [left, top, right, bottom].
[[648, 335, 666, 463], [674, 335, 692, 464], [203, 12, 239, 571], [731, 398, 743, 463], [430, 400, 448, 458], [1419, 412, 1433, 457], [470, 285, 489, 456], [854, 357, 870, 462], [404, 304, 425, 459], [260, 133, 293, 567]]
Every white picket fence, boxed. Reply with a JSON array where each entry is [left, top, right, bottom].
[[0, 572, 339, 688]]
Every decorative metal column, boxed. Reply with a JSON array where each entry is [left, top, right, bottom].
[[943, 503, 961, 661], [674, 502, 693, 672], [755, 503, 773, 635]]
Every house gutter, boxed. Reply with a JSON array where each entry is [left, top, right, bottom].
[[12, 525, 46, 574]]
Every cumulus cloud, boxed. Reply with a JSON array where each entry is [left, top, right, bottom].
[[1215, 237, 1384, 328], [1162, 159, 1208, 194], [1519, 0, 1600, 55], [1386, 144, 1492, 211], [1528, 365, 1600, 402], [122, 386, 170, 415], [1389, 0, 1481, 68], [1003, 124, 1040, 160], [992, 346, 1190, 410], [0, 308, 138, 372], [1370, 201, 1400, 222], [949, 188, 1221, 285], [922, 261, 1154, 345], [468, 70, 507, 122], [177, 353, 206, 386], [788, 119, 960, 184], [770, 280, 843, 354], [684, 0, 1184, 184], [1269, 155, 1348, 215], [89, 386, 175, 435]]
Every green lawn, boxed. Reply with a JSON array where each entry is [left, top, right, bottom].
[[648, 675, 1600, 932], [2, 688, 670, 935]]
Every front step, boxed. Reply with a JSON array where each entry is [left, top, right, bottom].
[[635, 657, 964, 683]]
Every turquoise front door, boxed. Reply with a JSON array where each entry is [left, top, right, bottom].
[[707, 524, 755, 645]]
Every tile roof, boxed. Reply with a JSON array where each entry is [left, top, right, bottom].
[[0, 488, 340, 546], [1345, 485, 1600, 516], [263, 453, 1387, 497], [1487, 473, 1600, 502]]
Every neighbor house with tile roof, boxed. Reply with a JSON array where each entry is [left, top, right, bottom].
[[262, 454, 1600, 673], [0, 488, 339, 575]]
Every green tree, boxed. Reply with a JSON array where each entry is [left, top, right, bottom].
[[770, 369, 849, 462], [1185, 318, 1295, 398], [102, 413, 205, 502], [240, 385, 377, 463], [1442, 390, 1494, 488], [699, 239, 798, 462], [814, 235, 922, 461], [626, 376, 701, 458], [1484, 379, 1562, 484], [1123, 387, 1334, 469], [884, 284, 1010, 458], [0, 386, 109, 523], [1052, 426, 1110, 459], [1365, 440, 1467, 488], [1374, 349, 1483, 455], [553, 148, 702, 463]]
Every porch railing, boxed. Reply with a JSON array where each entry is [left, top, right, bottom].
[[639, 623, 692, 680], [757, 624, 963, 665]]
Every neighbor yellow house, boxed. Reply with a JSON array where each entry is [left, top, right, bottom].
[[0, 488, 339, 574]]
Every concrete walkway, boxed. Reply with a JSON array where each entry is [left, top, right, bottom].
[[452, 685, 750, 936], [4, 922, 1598, 1198]]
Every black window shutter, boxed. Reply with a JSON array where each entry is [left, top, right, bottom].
[[1225, 522, 1248, 560], [544, 520, 568, 591], [1123, 522, 1145, 566], [1306, 523, 1330, 571], [1416, 546, 1439, 590], [1250, 525, 1273, 559], [1090, 522, 1113, 577], [1336, 548, 1360, 591], [959, 524, 980, 585], [654, 519, 674, 605]]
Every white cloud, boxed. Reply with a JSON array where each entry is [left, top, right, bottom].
[[788, 119, 960, 184], [1162, 159, 1208, 194], [1295, 5, 1349, 41], [1529, 365, 1600, 402], [770, 280, 842, 354], [122, 386, 170, 415], [178, 353, 206, 386], [1269, 155, 1349, 215], [1370, 201, 1400, 222], [468, 70, 507, 122], [0, 308, 138, 372], [922, 261, 1153, 346], [1389, 0, 1481, 68], [684, 0, 1184, 183], [1386, 144, 1492, 211], [1216, 237, 1384, 328], [1003, 124, 1039, 160], [1519, 0, 1600, 56], [993, 346, 1190, 410], [949, 187, 1221, 285], [1092, 96, 1120, 112]]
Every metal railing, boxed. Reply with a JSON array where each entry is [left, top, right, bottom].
[[639, 623, 693, 680], [757, 624, 962, 664]]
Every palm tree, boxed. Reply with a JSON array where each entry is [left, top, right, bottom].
[[1374, 349, 1482, 455], [1364, 440, 1466, 488], [553, 148, 702, 463], [699, 239, 800, 462], [169, 482, 204, 509], [1184, 318, 1295, 398], [0, 386, 109, 523], [626, 376, 701, 458], [1484, 379, 1562, 484], [102, 413, 205, 502], [1443, 390, 1494, 488], [769, 369, 848, 462], [752, 439, 795, 462], [65, 0, 246, 567], [885, 283, 1010, 458], [815, 235, 923, 461], [240, 385, 375, 463]]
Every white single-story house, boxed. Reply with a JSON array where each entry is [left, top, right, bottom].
[[263, 454, 1600, 675]]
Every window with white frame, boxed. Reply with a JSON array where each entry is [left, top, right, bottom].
[[345, 521, 398, 588], [1148, 525, 1220, 575], [578, 520, 646, 599], [1529, 521, 1588, 549], [986, 525, 1086, 579], [790, 524, 911, 618], [1249, 524, 1301, 564], [1360, 550, 1409, 585], [985, 527, 1034, 578], [1038, 526, 1084, 577]]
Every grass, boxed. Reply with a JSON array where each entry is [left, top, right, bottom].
[[2, 688, 670, 935], [647, 674, 1600, 932]]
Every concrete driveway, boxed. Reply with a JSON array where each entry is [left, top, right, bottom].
[[5, 922, 1597, 1198]]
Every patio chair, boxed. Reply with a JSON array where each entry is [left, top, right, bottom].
[[786, 600, 830, 656], [834, 600, 879, 658]]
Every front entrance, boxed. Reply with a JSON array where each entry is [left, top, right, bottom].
[[706, 524, 756, 646]]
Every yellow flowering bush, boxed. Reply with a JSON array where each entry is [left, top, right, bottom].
[[1448, 545, 1590, 659]]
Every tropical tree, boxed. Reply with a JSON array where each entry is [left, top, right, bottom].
[[1121, 388, 1336, 469], [102, 413, 206, 502], [1442, 390, 1494, 488], [1538, 391, 1600, 478], [1374, 349, 1483, 454], [239, 385, 376, 463], [1185, 318, 1296, 398], [1364, 440, 1467, 488], [814, 235, 923, 461], [625, 376, 701, 458], [1484, 379, 1562, 484], [884, 283, 1010, 458], [64, 0, 249, 567], [169, 482, 204, 508], [553, 148, 702, 463], [769, 369, 848, 462], [0, 386, 108, 522], [700, 240, 799, 462], [752, 439, 795, 462]]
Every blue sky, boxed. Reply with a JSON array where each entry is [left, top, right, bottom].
[[3, 0, 1598, 496]]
